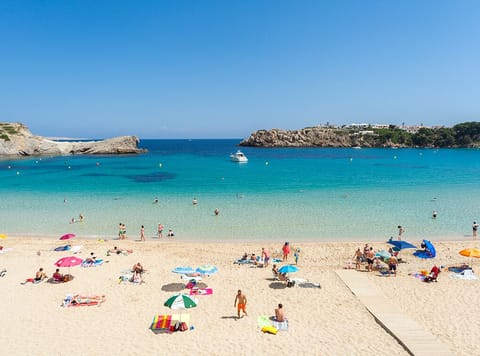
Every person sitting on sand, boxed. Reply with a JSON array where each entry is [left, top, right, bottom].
[[53, 268, 64, 282], [278, 272, 290, 283], [275, 303, 286, 322], [272, 264, 279, 278], [34, 268, 48, 282], [241, 252, 248, 260], [132, 262, 144, 274], [130, 271, 143, 283], [424, 265, 441, 282]]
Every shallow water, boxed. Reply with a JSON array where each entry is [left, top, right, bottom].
[[1, 140, 479, 242]]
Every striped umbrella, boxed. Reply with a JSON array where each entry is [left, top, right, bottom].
[[172, 266, 196, 275], [164, 294, 198, 310], [196, 265, 218, 275]]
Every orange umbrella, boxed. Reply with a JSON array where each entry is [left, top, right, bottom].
[[459, 248, 480, 258]]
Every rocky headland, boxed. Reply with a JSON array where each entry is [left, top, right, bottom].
[[0, 122, 146, 156], [239, 122, 480, 148]]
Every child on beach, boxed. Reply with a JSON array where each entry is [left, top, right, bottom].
[[294, 248, 300, 265]]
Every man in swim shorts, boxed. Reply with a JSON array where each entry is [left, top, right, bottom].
[[234, 289, 248, 319]]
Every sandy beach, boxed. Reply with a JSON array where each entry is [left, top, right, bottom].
[[0, 237, 479, 356]]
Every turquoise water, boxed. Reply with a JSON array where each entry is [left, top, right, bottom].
[[1, 139, 479, 242]]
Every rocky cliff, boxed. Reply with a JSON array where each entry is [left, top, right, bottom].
[[0, 122, 146, 156], [239, 127, 398, 148]]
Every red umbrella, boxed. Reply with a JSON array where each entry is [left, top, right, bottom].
[[60, 233, 76, 241]]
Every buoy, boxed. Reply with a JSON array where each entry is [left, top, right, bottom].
[[265, 161, 269, 165], [159, 163, 163, 168]]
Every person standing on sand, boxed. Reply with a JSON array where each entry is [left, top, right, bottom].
[[140, 225, 145, 241], [353, 248, 362, 270], [234, 290, 248, 319], [473, 221, 478, 239], [397, 226, 404, 240], [261, 247, 270, 268], [282, 242, 290, 262]]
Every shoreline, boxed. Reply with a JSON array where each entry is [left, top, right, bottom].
[[3, 231, 475, 244]]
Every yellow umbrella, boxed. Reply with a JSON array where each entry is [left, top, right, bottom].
[[0, 234, 7, 239], [459, 248, 480, 258]]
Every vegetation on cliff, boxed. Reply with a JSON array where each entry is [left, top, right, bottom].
[[240, 122, 480, 148]]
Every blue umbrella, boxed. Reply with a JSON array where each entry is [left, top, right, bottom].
[[172, 266, 196, 274], [413, 239, 436, 259], [278, 265, 299, 274], [196, 265, 218, 275], [387, 239, 417, 250]]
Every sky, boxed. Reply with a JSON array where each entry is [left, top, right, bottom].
[[1, 0, 480, 139]]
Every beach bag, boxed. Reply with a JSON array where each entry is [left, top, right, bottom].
[[179, 322, 188, 332]]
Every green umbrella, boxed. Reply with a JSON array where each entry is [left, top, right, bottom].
[[164, 294, 198, 310]]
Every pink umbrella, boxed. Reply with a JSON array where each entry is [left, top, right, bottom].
[[54, 256, 83, 276], [55, 256, 83, 267], [60, 233, 76, 241]]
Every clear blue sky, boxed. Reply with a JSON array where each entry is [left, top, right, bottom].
[[1, 0, 479, 138]]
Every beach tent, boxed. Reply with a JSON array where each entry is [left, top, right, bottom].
[[413, 240, 436, 259], [387, 239, 417, 250]]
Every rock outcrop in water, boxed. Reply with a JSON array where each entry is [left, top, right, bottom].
[[0, 122, 146, 156], [239, 127, 383, 148], [240, 122, 480, 148]]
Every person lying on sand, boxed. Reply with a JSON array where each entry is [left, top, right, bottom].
[[70, 294, 106, 305], [107, 246, 133, 256]]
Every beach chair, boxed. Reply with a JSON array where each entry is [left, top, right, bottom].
[[150, 314, 190, 334]]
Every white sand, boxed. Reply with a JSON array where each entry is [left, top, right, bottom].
[[0, 237, 479, 356]]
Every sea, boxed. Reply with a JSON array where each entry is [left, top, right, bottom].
[[1, 139, 479, 242]]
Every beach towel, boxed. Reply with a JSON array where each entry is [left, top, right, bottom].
[[62, 295, 105, 307], [189, 288, 213, 296], [257, 316, 271, 329], [273, 320, 289, 331], [234, 259, 253, 265], [151, 314, 190, 333], [180, 275, 202, 281], [0, 248, 13, 254], [450, 270, 478, 280], [81, 259, 104, 267], [54, 245, 71, 252]]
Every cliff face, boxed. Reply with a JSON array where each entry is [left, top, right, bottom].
[[239, 127, 402, 148], [0, 122, 146, 156]]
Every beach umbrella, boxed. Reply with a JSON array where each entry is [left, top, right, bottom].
[[413, 240, 436, 259], [55, 256, 83, 267], [278, 265, 299, 274], [459, 248, 480, 258], [172, 266, 196, 275], [196, 265, 218, 275], [60, 233, 76, 241], [164, 294, 198, 310], [387, 239, 417, 250], [54, 256, 83, 275], [0, 234, 7, 239], [459, 248, 480, 266], [375, 250, 391, 260]]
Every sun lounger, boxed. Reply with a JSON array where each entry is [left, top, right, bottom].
[[151, 314, 191, 333], [180, 274, 202, 281], [189, 288, 213, 296]]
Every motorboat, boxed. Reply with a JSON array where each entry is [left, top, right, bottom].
[[230, 150, 248, 163]]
